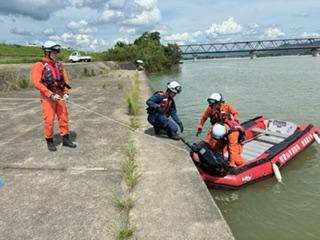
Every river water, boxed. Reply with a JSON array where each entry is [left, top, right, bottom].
[[148, 56, 320, 240]]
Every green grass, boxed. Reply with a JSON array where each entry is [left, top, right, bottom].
[[4, 75, 33, 91], [0, 43, 104, 64], [113, 142, 140, 239], [129, 117, 140, 130], [113, 195, 135, 212], [83, 67, 97, 77], [126, 74, 140, 116], [117, 221, 134, 240], [122, 142, 140, 191]]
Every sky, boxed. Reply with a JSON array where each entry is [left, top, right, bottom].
[[0, 0, 320, 51]]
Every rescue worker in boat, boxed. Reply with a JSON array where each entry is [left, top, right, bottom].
[[146, 81, 183, 140], [196, 92, 239, 140], [206, 120, 245, 168], [32, 40, 76, 151]]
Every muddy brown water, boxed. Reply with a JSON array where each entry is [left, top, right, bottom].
[[148, 56, 320, 240]]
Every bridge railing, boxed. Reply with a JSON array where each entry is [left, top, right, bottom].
[[179, 37, 320, 55]]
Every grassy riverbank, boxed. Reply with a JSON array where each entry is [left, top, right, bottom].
[[0, 44, 104, 64]]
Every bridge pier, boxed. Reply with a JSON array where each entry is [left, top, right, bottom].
[[311, 48, 320, 57], [249, 50, 257, 59], [192, 54, 198, 61]]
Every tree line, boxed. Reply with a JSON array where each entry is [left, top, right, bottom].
[[103, 32, 182, 73]]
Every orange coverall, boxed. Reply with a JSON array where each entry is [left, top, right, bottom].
[[198, 102, 239, 142], [205, 124, 244, 167], [32, 57, 70, 139]]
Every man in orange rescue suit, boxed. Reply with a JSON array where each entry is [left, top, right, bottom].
[[196, 92, 239, 141], [146, 81, 183, 140], [207, 121, 245, 168], [32, 40, 76, 151]]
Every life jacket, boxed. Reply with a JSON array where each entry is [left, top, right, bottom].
[[42, 61, 66, 92], [147, 91, 173, 114], [223, 119, 246, 144], [210, 109, 232, 125], [159, 93, 172, 113]]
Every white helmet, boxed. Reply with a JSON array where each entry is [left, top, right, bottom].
[[167, 81, 182, 94], [211, 123, 226, 139], [207, 92, 224, 106], [42, 40, 61, 53]]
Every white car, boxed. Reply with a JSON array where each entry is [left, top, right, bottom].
[[68, 51, 92, 62]]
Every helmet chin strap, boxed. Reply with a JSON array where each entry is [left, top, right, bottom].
[[48, 52, 56, 61]]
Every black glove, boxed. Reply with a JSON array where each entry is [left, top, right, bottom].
[[196, 128, 202, 137], [155, 106, 164, 114], [178, 122, 184, 133]]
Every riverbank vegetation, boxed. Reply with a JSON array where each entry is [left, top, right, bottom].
[[125, 73, 140, 130], [103, 32, 182, 73], [3, 76, 32, 91], [0, 44, 102, 64], [113, 141, 140, 240], [0, 32, 181, 72]]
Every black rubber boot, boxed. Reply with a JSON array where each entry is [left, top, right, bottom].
[[166, 127, 180, 141], [153, 126, 160, 135], [46, 138, 57, 152], [62, 134, 77, 148]]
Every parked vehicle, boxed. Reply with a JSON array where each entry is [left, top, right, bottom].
[[68, 51, 91, 62]]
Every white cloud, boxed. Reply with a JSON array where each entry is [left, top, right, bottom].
[[10, 27, 32, 36], [69, 0, 107, 9], [262, 27, 285, 39], [164, 31, 203, 44], [301, 32, 320, 38], [67, 20, 96, 34], [43, 28, 55, 36], [98, 9, 124, 23], [125, 8, 160, 26], [120, 27, 136, 35], [49, 32, 104, 50], [134, 0, 157, 10], [192, 31, 203, 38], [165, 32, 191, 43], [206, 17, 242, 36]]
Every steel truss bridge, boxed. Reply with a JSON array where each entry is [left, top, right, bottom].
[[179, 37, 320, 58]]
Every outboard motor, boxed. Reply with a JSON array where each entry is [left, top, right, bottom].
[[191, 141, 228, 176]]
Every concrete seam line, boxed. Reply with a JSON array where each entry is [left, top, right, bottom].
[[0, 108, 16, 111], [0, 101, 38, 111], [68, 100, 187, 152], [0, 165, 120, 172], [0, 123, 42, 147], [0, 98, 187, 152], [0, 97, 39, 101]]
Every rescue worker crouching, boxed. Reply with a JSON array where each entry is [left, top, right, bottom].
[[32, 40, 76, 151], [206, 120, 245, 168], [196, 92, 239, 140], [146, 81, 184, 140]]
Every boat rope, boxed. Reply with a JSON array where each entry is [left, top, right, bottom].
[[0, 97, 187, 152]]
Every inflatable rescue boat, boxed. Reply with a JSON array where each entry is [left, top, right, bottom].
[[189, 116, 320, 189]]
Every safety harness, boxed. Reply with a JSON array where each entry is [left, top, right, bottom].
[[147, 91, 173, 114], [223, 119, 246, 144], [210, 109, 232, 125], [42, 61, 70, 92]]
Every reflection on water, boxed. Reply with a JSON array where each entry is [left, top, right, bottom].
[[148, 56, 320, 240]]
